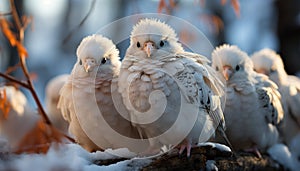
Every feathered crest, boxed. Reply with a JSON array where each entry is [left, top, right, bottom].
[[212, 44, 253, 71], [251, 48, 284, 71], [131, 18, 178, 41], [76, 34, 120, 62]]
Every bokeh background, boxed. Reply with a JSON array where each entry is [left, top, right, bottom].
[[0, 0, 299, 107]]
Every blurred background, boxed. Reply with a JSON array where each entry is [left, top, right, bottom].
[[0, 0, 299, 107]]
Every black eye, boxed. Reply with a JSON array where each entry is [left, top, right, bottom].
[[137, 42, 141, 48], [79, 59, 82, 65], [101, 58, 107, 64], [270, 68, 276, 73], [160, 41, 164, 47], [215, 66, 219, 71], [235, 65, 240, 71]]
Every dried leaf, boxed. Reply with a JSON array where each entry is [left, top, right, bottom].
[[5, 62, 21, 75], [200, 14, 224, 34], [158, 0, 166, 13], [221, 0, 227, 5], [0, 18, 28, 58], [14, 119, 66, 154], [169, 0, 175, 8], [231, 0, 240, 17], [0, 18, 17, 46], [0, 89, 11, 120], [29, 72, 38, 81], [179, 29, 196, 45]]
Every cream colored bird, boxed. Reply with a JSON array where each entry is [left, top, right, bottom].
[[211, 45, 284, 157], [45, 74, 69, 135], [251, 48, 300, 145], [58, 34, 143, 152], [118, 19, 227, 157], [0, 86, 39, 150]]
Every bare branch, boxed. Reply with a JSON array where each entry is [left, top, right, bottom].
[[62, 0, 96, 44], [0, 72, 29, 88]]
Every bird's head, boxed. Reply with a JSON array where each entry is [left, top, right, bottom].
[[251, 48, 285, 78], [212, 44, 253, 82], [76, 34, 120, 74], [127, 18, 184, 59]]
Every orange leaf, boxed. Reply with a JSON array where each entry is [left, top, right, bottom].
[[158, 0, 166, 13], [29, 72, 38, 81], [0, 18, 28, 58], [14, 119, 66, 154], [221, 0, 227, 5], [231, 0, 240, 17], [0, 89, 11, 120], [16, 41, 28, 58], [169, 0, 175, 8], [0, 18, 17, 46]]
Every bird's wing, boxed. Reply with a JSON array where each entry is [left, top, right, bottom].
[[57, 80, 73, 122], [174, 52, 226, 128], [255, 73, 284, 125], [286, 75, 300, 125]]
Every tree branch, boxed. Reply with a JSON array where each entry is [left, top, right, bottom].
[[0, 72, 29, 88], [62, 0, 96, 44]]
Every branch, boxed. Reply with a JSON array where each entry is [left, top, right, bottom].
[[62, 0, 96, 44], [0, 72, 29, 88], [0, 11, 12, 17], [8, 0, 51, 125]]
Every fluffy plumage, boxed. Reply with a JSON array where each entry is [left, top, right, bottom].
[[211, 45, 284, 153], [0, 86, 39, 149], [58, 34, 142, 152], [251, 48, 300, 144], [45, 74, 69, 135], [119, 18, 226, 156]]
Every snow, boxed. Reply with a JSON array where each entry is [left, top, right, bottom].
[[206, 160, 218, 171], [0, 144, 152, 171], [267, 143, 293, 170], [198, 142, 231, 152]]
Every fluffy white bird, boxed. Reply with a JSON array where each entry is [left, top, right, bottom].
[[0, 86, 39, 150], [251, 48, 300, 145], [211, 45, 284, 157], [45, 74, 69, 135], [58, 34, 142, 152], [118, 19, 227, 156]]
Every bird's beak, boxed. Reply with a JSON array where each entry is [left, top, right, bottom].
[[222, 66, 232, 81], [143, 41, 155, 57], [84, 59, 93, 73]]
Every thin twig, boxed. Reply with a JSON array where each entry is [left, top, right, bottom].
[[0, 72, 29, 88], [0, 11, 12, 17], [9, 0, 52, 125], [62, 0, 96, 44]]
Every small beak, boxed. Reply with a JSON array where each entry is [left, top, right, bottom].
[[143, 41, 155, 57], [84, 59, 94, 73], [223, 66, 232, 81]]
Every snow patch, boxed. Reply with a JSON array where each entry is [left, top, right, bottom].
[[198, 142, 231, 152]]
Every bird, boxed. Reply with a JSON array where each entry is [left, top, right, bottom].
[[45, 74, 70, 135], [118, 18, 227, 157], [0, 86, 39, 150], [58, 34, 144, 153], [251, 48, 300, 145], [211, 44, 284, 157]]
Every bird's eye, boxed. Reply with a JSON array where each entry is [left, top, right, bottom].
[[270, 68, 276, 73], [101, 58, 107, 64], [137, 42, 141, 48], [235, 65, 240, 71], [79, 59, 82, 65], [215, 66, 219, 71], [160, 41, 164, 47]]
